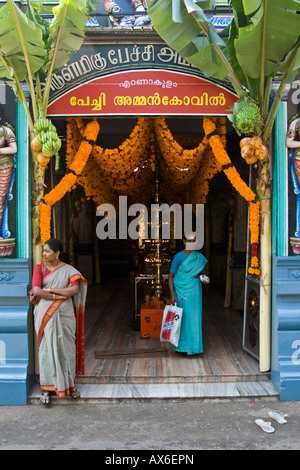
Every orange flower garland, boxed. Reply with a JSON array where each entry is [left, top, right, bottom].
[[78, 154, 119, 207], [193, 118, 225, 205], [92, 118, 153, 181], [40, 116, 260, 278], [154, 118, 208, 185], [203, 117, 260, 276], [248, 201, 260, 276], [39, 202, 51, 248], [39, 120, 100, 247]]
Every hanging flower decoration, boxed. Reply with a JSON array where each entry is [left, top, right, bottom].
[[92, 118, 153, 180], [39, 116, 260, 278], [248, 201, 260, 276], [154, 118, 209, 185], [38, 202, 51, 248], [39, 120, 100, 247], [203, 117, 260, 276], [192, 117, 226, 205]]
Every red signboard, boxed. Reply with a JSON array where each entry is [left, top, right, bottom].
[[47, 69, 237, 117]]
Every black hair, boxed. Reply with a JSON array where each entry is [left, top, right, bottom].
[[44, 238, 63, 257]]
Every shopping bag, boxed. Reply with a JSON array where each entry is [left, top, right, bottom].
[[160, 303, 183, 347]]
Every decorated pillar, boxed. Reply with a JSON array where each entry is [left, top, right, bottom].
[[16, 101, 31, 259], [272, 99, 300, 400], [0, 100, 33, 405]]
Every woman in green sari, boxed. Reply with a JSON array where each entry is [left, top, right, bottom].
[[168, 236, 208, 355]]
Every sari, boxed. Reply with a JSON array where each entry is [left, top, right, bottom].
[[33, 263, 87, 398], [173, 250, 207, 355]]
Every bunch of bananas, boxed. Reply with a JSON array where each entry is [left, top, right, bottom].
[[34, 117, 61, 158], [235, 101, 261, 135]]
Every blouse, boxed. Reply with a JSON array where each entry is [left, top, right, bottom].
[[32, 263, 79, 288]]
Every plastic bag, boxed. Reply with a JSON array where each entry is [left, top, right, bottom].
[[160, 303, 183, 347]]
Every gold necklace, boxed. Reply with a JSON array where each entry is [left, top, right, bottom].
[[46, 261, 63, 271]]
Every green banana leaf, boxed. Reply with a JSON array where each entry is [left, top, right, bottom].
[[232, 0, 300, 81], [148, 0, 231, 81], [46, 0, 89, 71], [0, 1, 45, 82], [42, 0, 99, 108], [0, 1, 99, 103], [148, 0, 300, 99]]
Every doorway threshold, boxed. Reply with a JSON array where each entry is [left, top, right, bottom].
[[28, 381, 278, 403]]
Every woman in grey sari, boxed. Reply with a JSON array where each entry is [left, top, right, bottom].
[[31, 239, 87, 406]]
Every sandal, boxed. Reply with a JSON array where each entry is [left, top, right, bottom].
[[268, 410, 287, 424], [255, 419, 275, 433], [40, 392, 51, 407], [71, 389, 81, 399]]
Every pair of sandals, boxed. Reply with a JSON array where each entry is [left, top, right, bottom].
[[40, 389, 80, 406], [255, 410, 287, 433]]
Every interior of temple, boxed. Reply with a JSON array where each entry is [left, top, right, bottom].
[[45, 116, 266, 383]]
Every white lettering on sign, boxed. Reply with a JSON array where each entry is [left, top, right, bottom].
[[49, 45, 196, 93]]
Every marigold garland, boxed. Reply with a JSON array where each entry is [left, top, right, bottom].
[[38, 202, 51, 248], [248, 201, 261, 276], [92, 118, 153, 182], [39, 120, 100, 247], [40, 116, 260, 278], [203, 118, 260, 276], [192, 118, 225, 205], [67, 118, 156, 201], [154, 118, 209, 185]]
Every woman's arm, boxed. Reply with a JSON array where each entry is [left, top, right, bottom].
[[45, 285, 79, 298], [168, 272, 177, 305], [31, 286, 67, 300]]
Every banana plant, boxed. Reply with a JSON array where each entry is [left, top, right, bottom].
[[0, 0, 99, 265], [148, 0, 300, 371]]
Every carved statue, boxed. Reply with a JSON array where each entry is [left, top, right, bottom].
[[0, 122, 17, 256], [131, 0, 151, 26], [286, 110, 300, 253], [104, 0, 151, 27]]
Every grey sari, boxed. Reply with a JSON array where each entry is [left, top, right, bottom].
[[33, 263, 87, 398]]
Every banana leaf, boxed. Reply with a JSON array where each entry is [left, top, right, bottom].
[[0, 1, 45, 82], [148, 0, 300, 99], [148, 0, 232, 81], [232, 0, 300, 81], [47, 0, 88, 70], [42, 0, 99, 109]]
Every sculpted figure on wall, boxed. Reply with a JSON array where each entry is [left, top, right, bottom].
[[286, 108, 300, 253], [104, 0, 151, 27], [0, 122, 17, 257]]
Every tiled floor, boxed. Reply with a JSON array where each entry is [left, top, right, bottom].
[[79, 281, 270, 385]]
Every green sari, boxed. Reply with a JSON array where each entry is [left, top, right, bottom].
[[173, 251, 207, 355]]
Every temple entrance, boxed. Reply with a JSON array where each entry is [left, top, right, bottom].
[[47, 115, 268, 385]]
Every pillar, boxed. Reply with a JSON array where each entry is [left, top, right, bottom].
[[0, 100, 33, 405]]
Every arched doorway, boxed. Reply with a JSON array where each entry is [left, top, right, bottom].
[[39, 113, 267, 387]]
